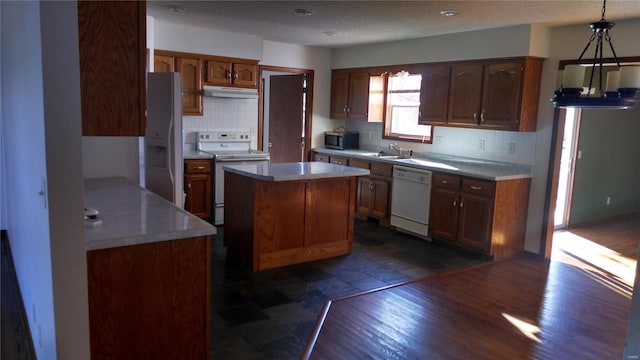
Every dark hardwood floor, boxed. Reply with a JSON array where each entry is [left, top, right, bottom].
[[303, 216, 639, 359]]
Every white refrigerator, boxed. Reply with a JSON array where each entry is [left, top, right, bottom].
[[145, 72, 184, 208]]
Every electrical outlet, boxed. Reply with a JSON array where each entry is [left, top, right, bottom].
[[478, 139, 485, 151], [606, 196, 611, 205], [508, 143, 516, 154]]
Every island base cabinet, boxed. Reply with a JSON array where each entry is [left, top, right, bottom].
[[87, 237, 210, 360], [225, 172, 356, 271]]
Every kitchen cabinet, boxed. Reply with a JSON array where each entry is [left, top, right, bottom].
[[184, 159, 212, 220], [418, 64, 451, 125], [329, 155, 349, 166], [154, 54, 175, 72], [77, 0, 146, 136], [448, 57, 543, 131], [177, 57, 203, 116], [330, 70, 371, 120], [429, 172, 530, 260], [350, 158, 393, 222], [204, 58, 259, 88], [87, 236, 210, 359], [311, 152, 330, 163]]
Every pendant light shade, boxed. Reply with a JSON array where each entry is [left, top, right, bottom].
[[551, 0, 639, 110]]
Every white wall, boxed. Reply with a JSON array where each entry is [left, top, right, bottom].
[[1, 1, 90, 359]]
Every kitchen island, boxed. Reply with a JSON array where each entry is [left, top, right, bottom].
[[84, 177, 216, 359], [223, 162, 370, 271]]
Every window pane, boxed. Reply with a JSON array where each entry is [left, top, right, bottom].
[[384, 72, 432, 141]]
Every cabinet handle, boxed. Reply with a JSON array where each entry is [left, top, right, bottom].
[[234, 72, 239, 80], [453, 199, 457, 207], [470, 185, 482, 191], [473, 112, 477, 121], [460, 199, 464, 208], [441, 180, 449, 184], [194, 166, 205, 170], [480, 110, 486, 123], [186, 182, 191, 192], [225, 70, 232, 80]]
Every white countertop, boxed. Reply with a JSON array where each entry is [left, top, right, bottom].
[[223, 162, 370, 181], [312, 148, 532, 181], [84, 177, 216, 251]]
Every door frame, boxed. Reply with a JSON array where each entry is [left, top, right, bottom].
[[258, 65, 314, 160], [540, 56, 640, 258]]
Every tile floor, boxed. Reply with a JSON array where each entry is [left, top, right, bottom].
[[209, 219, 487, 359]]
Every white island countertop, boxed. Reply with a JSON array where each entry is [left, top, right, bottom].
[[223, 162, 370, 181], [84, 177, 216, 251]]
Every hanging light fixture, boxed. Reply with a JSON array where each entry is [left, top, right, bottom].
[[551, 0, 640, 109]]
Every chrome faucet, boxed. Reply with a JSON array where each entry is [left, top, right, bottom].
[[388, 143, 402, 155]]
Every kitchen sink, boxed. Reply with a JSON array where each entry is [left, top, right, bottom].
[[361, 152, 403, 159]]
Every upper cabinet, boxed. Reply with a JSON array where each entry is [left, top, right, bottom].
[[204, 58, 259, 88], [78, 0, 146, 136], [418, 64, 451, 125], [330, 70, 384, 122], [154, 55, 175, 72], [176, 57, 203, 116], [447, 58, 543, 131]]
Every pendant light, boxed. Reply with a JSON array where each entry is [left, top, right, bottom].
[[551, 0, 640, 109]]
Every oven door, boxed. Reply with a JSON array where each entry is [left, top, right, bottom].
[[214, 157, 269, 225]]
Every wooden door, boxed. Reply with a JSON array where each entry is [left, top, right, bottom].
[[204, 60, 231, 86], [330, 72, 350, 119], [184, 173, 211, 219], [370, 178, 390, 219], [233, 63, 258, 88], [448, 63, 483, 126], [356, 177, 373, 216], [458, 193, 493, 252], [428, 187, 460, 242], [347, 71, 370, 119], [419, 65, 451, 125], [177, 57, 202, 115], [268, 74, 305, 163], [154, 55, 174, 72], [481, 61, 523, 130]]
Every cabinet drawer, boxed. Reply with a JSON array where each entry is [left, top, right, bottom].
[[370, 162, 393, 177], [184, 160, 211, 174], [462, 178, 495, 196], [329, 156, 349, 166], [432, 173, 461, 190], [349, 158, 370, 170], [313, 153, 330, 163]]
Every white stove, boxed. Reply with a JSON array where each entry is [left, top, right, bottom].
[[197, 131, 270, 225]]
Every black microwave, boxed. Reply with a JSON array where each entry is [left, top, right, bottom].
[[324, 131, 359, 150]]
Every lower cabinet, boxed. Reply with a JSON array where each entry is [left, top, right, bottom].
[[184, 159, 212, 220], [429, 172, 530, 260], [87, 237, 210, 359], [350, 158, 393, 222]]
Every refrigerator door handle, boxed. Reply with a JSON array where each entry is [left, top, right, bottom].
[[167, 118, 175, 189]]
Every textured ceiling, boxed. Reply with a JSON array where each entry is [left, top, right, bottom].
[[147, 1, 640, 48]]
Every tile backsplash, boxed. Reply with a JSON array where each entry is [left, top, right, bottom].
[[182, 97, 259, 149]]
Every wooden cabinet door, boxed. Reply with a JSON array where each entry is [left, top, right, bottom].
[[448, 63, 483, 126], [429, 187, 460, 242], [154, 55, 174, 72], [233, 63, 258, 88], [419, 65, 451, 125], [356, 177, 373, 216], [184, 173, 211, 219], [480, 61, 523, 130], [177, 57, 203, 115], [312, 153, 330, 163], [330, 72, 350, 119], [205, 60, 232, 86], [78, 0, 146, 136], [306, 178, 354, 246], [458, 192, 493, 252], [347, 71, 370, 120], [329, 156, 348, 166], [370, 178, 390, 219]]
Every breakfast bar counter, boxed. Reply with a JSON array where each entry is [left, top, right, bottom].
[[223, 162, 369, 271]]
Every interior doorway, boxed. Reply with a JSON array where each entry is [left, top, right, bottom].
[[554, 108, 581, 230], [258, 66, 314, 163]]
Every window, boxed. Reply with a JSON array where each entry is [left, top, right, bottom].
[[383, 71, 433, 143]]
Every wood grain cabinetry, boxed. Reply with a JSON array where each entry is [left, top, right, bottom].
[[225, 172, 356, 271], [418, 64, 452, 125], [429, 172, 530, 260], [330, 70, 371, 120], [448, 58, 543, 131], [311, 152, 330, 163], [154, 54, 175, 72], [184, 159, 212, 220], [329, 155, 349, 166], [350, 158, 393, 222], [176, 57, 203, 116], [204, 58, 258, 88], [77, 0, 146, 136], [87, 237, 210, 359]]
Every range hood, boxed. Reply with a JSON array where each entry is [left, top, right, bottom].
[[203, 85, 259, 99]]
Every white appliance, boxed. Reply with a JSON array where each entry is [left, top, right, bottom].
[[197, 131, 270, 225], [390, 165, 432, 238], [144, 72, 184, 208], [203, 85, 259, 99]]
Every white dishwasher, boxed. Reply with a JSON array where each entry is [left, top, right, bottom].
[[390, 165, 432, 238]]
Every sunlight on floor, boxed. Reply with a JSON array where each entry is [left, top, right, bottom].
[[502, 313, 542, 343], [553, 230, 636, 298]]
